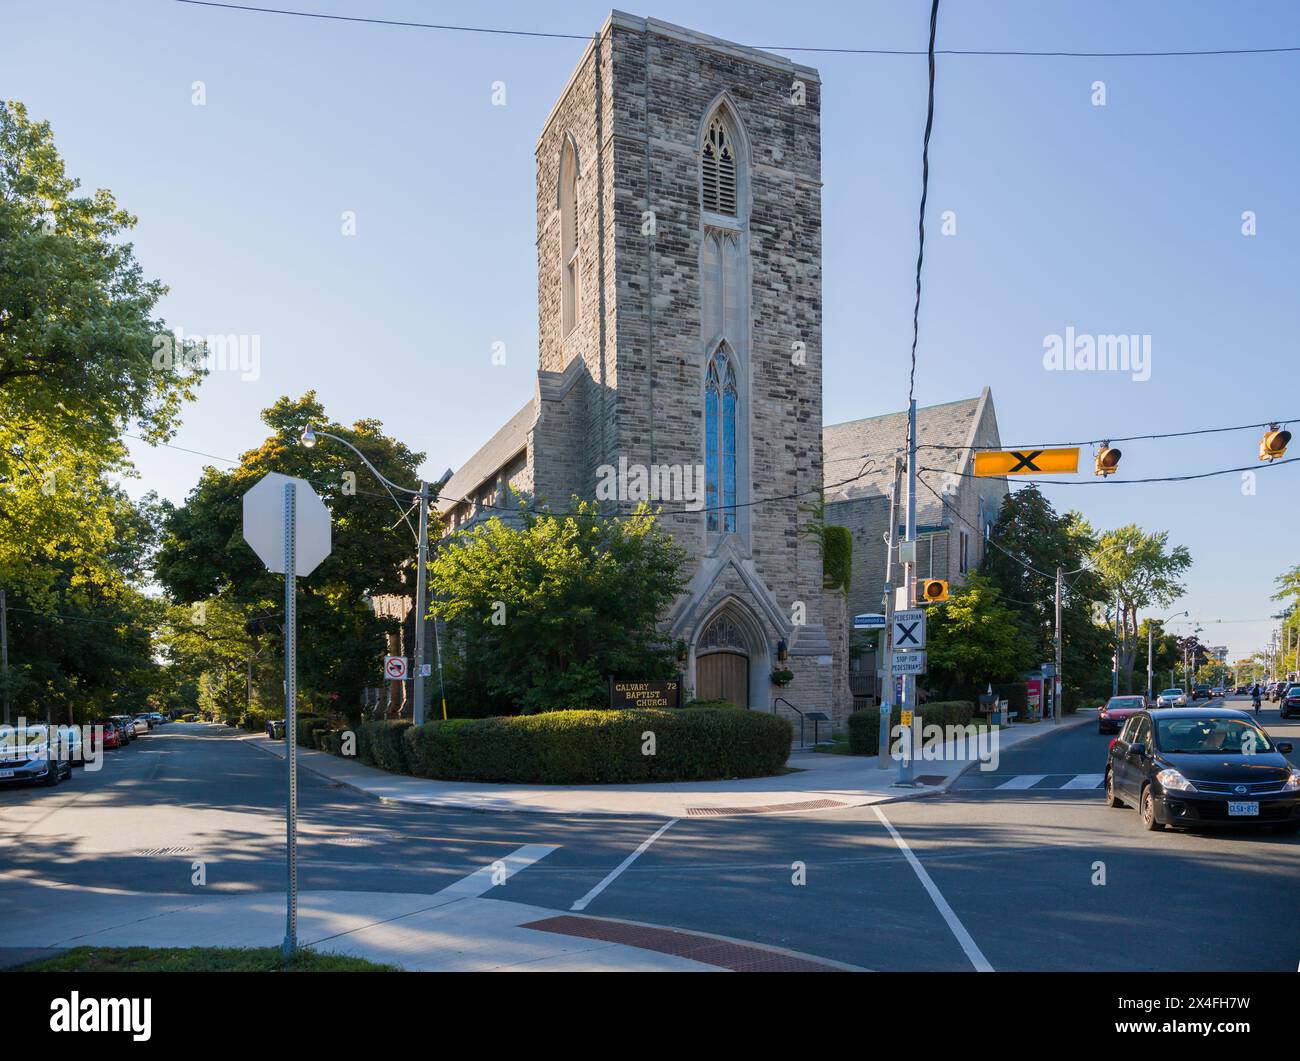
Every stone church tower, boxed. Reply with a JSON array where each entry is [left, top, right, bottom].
[[528, 13, 832, 718]]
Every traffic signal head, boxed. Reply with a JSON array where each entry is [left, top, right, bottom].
[[1094, 444, 1122, 477], [918, 578, 949, 603], [1259, 425, 1291, 462]]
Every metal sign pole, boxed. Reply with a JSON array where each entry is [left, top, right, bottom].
[[282, 482, 298, 959]]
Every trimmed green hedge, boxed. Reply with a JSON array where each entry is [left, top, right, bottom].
[[357, 719, 412, 773], [679, 698, 738, 710], [296, 714, 329, 747], [392, 708, 791, 784], [847, 700, 976, 755]]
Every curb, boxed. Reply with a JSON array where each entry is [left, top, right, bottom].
[[239, 712, 1096, 817]]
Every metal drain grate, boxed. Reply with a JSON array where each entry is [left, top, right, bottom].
[[132, 846, 194, 857], [685, 798, 847, 817]]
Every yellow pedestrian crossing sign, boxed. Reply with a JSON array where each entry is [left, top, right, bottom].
[[973, 448, 1079, 477]]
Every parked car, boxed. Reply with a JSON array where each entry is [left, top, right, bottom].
[[108, 715, 138, 742], [93, 720, 122, 750], [1098, 695, 1147, 734], [1104, 708, 1300, 832], [133, 712, 157, 730], [1281, 684, 1300, 720], [147, 712, 166, 726], [0, 725, 74, 787], [1155, 688, 1187, 708]]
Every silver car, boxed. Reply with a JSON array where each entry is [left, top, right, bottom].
[[0, 725, 74, 787], [1156, 688, 1188, 708]]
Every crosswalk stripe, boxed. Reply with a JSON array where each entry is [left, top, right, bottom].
[[1061, 773, 1105, 790], [995, 774, 1047, 789], [434, 843, 558, 901]]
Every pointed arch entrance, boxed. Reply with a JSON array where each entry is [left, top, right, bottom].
[[691, 599, 769, 710]]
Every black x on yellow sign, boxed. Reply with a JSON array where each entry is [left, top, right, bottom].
[[973, 448, 1079, 477]]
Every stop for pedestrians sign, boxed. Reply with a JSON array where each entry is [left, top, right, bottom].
[[384, 656, 408, 681]]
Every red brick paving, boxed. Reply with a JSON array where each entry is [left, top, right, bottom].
[[521, 914, 846, 971]]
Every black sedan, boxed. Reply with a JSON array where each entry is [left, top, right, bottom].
[[1282, 684, 1300, 720], [1104, 708, 1300, 832]]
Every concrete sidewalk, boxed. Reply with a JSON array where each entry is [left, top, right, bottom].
[[1, 883, 858, 972], [243, 712, 1094, 818]]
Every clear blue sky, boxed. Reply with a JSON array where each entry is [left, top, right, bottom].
[[6, 0, 1298, 661]]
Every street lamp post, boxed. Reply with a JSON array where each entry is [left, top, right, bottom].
[[1057, 541, 1134, 721], [300, 425, 446, 725], [1149, 610, 1187, 700]]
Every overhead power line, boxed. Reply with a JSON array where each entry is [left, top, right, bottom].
[[919, 455, 1300, 486], [171, 2, 1300, 58], [917, 418, 1298, 453]]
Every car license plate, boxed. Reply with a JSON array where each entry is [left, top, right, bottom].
[[0, 769, 14, 779], [1227, 801, 1259, 816]]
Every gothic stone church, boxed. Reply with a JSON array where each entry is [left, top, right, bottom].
[[437, 13, 996, 731]]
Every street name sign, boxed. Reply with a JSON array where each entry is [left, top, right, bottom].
[[892, 651, 927, 675], [853, 613, 887, 630], [893, 609, 926, 650], [974, 448, 1079, 477]]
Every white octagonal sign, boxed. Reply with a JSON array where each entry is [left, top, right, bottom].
[[242, 472, 332, 576]]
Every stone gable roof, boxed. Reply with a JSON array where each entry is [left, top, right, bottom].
[[435, 400, 534, 514], [822, 389, 991, 523]]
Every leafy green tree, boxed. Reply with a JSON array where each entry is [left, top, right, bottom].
[[1, 490, 164, 725], [154, 393, 425, 720], [429, 499, 688, 714], [1, 100, 202, 605], [1135, 618, 1182, 694], [925, 572, 1034, 696], [1088, 525, 1192, 694], [978, 486, 1111, 709]]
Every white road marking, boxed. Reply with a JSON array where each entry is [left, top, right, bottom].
[[571, 819, 678, 912], [435, 843, 558, 900], [996, 774, 1047, 790], [1061, 773, 1105, 790], [872, 806, 993, 972]]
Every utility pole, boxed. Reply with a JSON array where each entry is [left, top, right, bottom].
[[1, 588, 9, 726], [1112, 588, 1121, 697], [879, 455, 903, 767], [413, 480, 429, 726], [1147, 622, 1154, 702], [1054, 568, 1063, 724], [899, 399, 919, 785]]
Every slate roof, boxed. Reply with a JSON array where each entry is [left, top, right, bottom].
[[435, 400, 534, 514], [822, 390, 989, 522]]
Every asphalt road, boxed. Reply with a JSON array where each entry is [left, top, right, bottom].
[[2, 701, 1297, 971]]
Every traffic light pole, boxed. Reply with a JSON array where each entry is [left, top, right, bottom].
[[899, 399, 918, 785]]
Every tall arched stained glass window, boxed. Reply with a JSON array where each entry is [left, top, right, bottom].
[[705, 348, 737, 534]]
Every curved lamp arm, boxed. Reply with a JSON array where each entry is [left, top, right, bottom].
[[301, 425, 422, 543]]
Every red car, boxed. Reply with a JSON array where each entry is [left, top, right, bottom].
[[1099, 695, 1147, 734], [91, 720, 122, 750]]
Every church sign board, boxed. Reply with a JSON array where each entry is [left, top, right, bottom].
[[609, 678, 681, 710]]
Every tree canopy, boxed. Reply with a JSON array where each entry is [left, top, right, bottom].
[[429, 499, 688, 714]]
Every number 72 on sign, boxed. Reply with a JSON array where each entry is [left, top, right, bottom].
[[973, 448, 1079, 476]]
